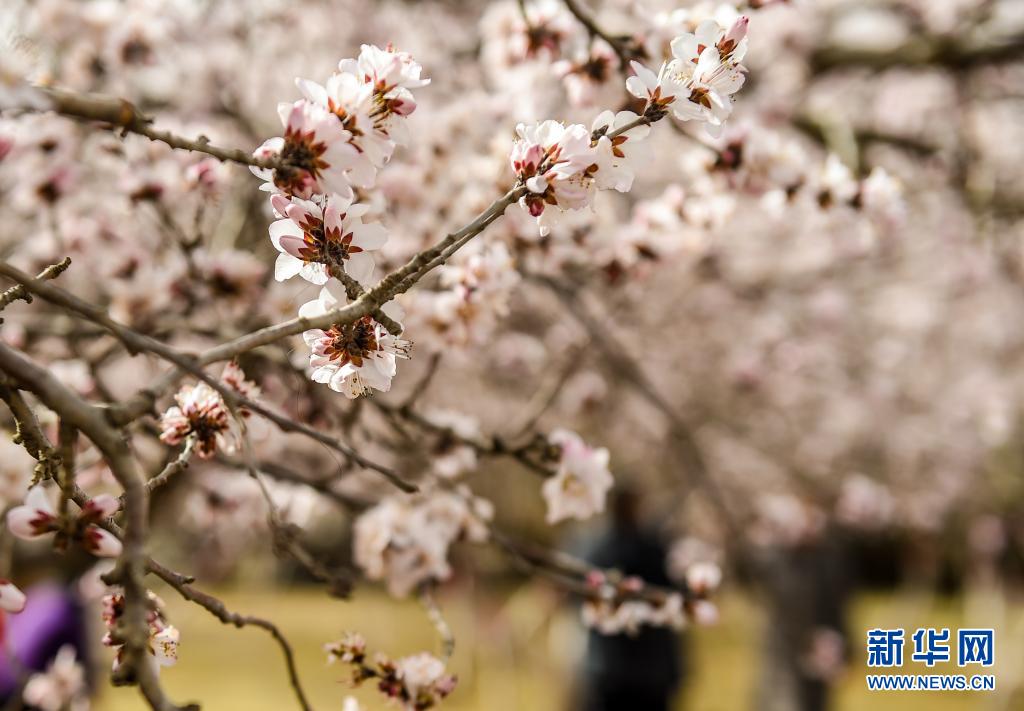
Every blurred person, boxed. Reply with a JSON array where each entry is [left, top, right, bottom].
[[755, 528, 851, 711], [575, 487, 687, 711]]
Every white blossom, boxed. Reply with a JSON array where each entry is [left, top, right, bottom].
[[591, 110, 651, 193], [541, 429, 613, 524], [354, 488, 492, 597], [510, 120, 598, 235], [251, 99, 360, 199], [299, 283, 410, 398], [269, 192, 387, 285], [22, 646, 89, 711]]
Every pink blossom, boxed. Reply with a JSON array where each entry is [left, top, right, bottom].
[[7, 485, 59, 540]]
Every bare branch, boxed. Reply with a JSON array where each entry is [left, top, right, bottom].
[[144, 439, 196, 495], [146, 559, 314, 711], [0, 257, 71, 314], [0, 375, 61, 484], [561, 0, 640, 70], [24, 87, 280, 170]]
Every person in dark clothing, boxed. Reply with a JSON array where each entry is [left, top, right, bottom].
[[577, 488, 686, 711], [755, 529, 851, 711]]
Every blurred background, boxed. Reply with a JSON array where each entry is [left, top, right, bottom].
[[2, 0, 1024, 709]]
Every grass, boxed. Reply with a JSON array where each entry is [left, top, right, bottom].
[[97, 583, 1024, 710]]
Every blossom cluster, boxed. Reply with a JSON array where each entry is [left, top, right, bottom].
[[353, 487, 493, 597], [21, 645, 90, 711], [508, 16, 748, 235], [326, 632, 457, 711], [250, 44, 429, 398], [7, 1, 1024, 709], [581, 563, 721, 635], [101, 590, 180, 671], [158, 361, 259, 460], [7, 485, 122, 558], [627, 17, 748, 135]]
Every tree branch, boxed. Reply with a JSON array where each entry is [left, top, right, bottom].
[[0, 343, 191, 711], [0, 257, 71, 315], [561, 0, 639, 70], [24, 87, 280, 169], [146, 559, 314, 711], [0, 262, 416, 492]]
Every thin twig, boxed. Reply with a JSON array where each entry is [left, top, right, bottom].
[[561, 0, 638, 69], [26, 87, 281, 169], [144, 439, 196, 495], [0, 257, 71, 314], [146, 559, 315, 711], [0, 374, 61, 484]]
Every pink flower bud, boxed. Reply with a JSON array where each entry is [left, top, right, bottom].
[[83, 526, 123, 558], [81, 494, 119, 522], [7, 486, 58, 540], [725, 16, 749, 46]]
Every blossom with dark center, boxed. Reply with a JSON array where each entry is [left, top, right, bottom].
[[626, 60, 680, 109], [269, 192, 387, 285], [159, 382, 238, 458], [336, 44, 429, 142], [300, 283, 410, 398], [296, 71, 393, 187], [510, 120, 599, 235], [251, 100, 359, 199]]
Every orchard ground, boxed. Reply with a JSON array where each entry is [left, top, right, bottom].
[[100, 586, 1024, 710]]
